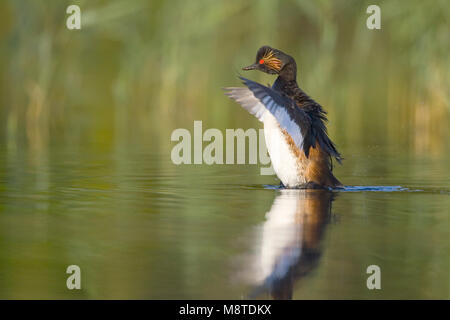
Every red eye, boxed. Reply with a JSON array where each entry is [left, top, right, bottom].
[[259, 59, 264, 64]]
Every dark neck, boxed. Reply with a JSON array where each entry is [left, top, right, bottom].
[[273, 65, 298, 93], [278, 61, 297, 82]]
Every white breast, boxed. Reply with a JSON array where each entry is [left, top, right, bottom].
[[263, 113, 306, 187]]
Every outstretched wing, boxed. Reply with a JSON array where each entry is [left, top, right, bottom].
[[223, 76, 314, 157]]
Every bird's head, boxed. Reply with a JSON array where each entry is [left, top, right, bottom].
[[242, 46, 296, 78]]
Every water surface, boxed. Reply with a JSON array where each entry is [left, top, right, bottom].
[[0, 144, 448, 299]]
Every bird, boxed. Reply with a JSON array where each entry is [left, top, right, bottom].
[[224, 46, 342, 189]]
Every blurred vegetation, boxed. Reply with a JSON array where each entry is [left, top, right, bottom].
[[0, 0, 448, 157]]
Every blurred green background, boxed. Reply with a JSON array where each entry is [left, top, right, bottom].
[[0, 0, 449, 299], [1, 0, 449, 154]]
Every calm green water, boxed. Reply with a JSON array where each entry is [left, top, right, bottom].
[[0, 141, 449, 299]]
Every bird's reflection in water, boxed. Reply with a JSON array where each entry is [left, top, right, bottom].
[[237, 189, 335, 300]]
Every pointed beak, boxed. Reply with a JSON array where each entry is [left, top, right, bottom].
[[242, 63, 258, 71]]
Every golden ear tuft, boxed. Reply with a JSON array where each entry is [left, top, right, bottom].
[[262, 49, 282, 71]]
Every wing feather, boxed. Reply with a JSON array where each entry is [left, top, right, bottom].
[[224, 77, 312, 156]]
